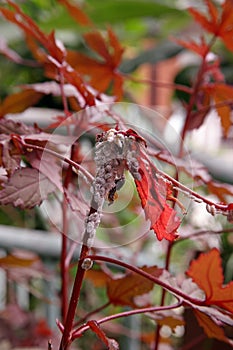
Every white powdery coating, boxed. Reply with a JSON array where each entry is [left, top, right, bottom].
[[93, 130, 142, 206], [84, 212, 101, 248], [84, 129, 143, 248]]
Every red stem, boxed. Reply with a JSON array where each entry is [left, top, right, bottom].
[[19, 139, 93, 182], [61, 200, 69, 323], [59, 244, 89, 350], [74, 301, 111, 327], [72, 301, 183, 340], [86, 255, 205, 306], [154, 36, 217, 350], [61, 145, 75, 323], [145, 152, 229, 211], [179, 35, 217, 157]]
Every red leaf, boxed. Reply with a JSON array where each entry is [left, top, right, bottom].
[[189, 0, 233, 52], [0, 167, 56, 208], [194, 309, 233, 345], [84, 31, 112, 62], [135, 158, 180, 241], [173, 36, 209, 57], [188, 5, 217, 34], [187, 248, 233, 313], [107, 27, 124, 66], [70, 29, 124, 99], [58, 0, 93, 26], [0, 2, 65, 62]]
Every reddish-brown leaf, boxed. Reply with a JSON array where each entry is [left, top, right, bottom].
[[207, 181, 233, 202], [194, 309, 233, 345], [68, 29, 124, 99], [135, 158, 180, 241], [107, 27, 124, 66], [26, 150, 63, 192], [187, 248, 233, 313], [0, 90, 43, 117], [174, 37, 209, 57], [0, 1, 65, 62], [0, 252, 39, 269], [203, 83, 233, 137], [188, 2, 218, 34], [58, 0, 93, 26], [218, 0, 233, 51], [189, 0, 233, 52], [85, 269, 111, 288], [84, 31, 112, 62], [0, 167, 56, 208], [107, 266, 163, 307]]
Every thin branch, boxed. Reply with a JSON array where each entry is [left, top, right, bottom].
[[85, 255, 205, 306], [74, 301, 111, 327], [143, 150, 229, 212], [191, 99, 233, 118], [18, 138, 94, 182], [124, 74, 193, 95], [71, 301, 183, 340], [175, 227, 233, 243]]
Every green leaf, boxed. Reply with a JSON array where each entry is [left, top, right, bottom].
[[86, 0, 182, 24]]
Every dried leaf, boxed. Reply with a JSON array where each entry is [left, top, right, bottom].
[[0, 134, 21, 174], [107, 266, 163, 307], [187, 248, 233, 313], [0, 167, 56, 208], [194, 309, 233, 345]]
